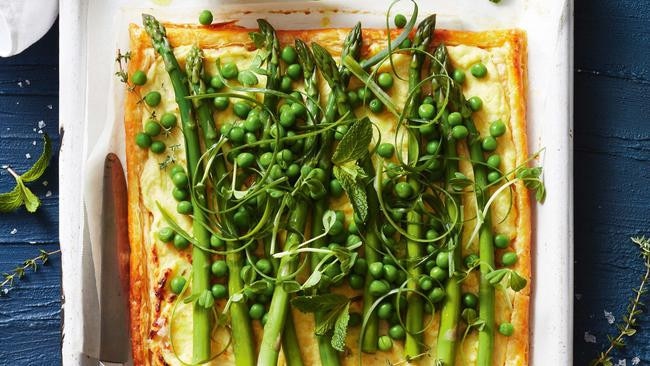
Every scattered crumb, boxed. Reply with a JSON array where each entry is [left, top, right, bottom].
[[584, 331, 597, 343], [42, 181, 48, 186], [15, 101, 19, 105], [32, 141, 36, 146], [10, 228, 17, 235], [45, 190, 52, 197], [575, 293, 582, 300], [38, 120, 46, 129], [632, 357, 640, 365], [604, 310, 615, 324], [47, 104, 53, 109], [25, 153, 31, 159]]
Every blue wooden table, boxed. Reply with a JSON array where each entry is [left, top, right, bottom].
[[0, 1, 649, 364]]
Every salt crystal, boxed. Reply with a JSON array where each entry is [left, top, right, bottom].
[[25, 153, 31, 159], [10, 228, 17, 235], [1, 288, 8, 295], [38, 130, 43, 134], [29, 241, 36, 244], [42, 181, 48, 186], [584, 331, 597, 343], [1, 165, 8, 169], [617, 360, 627, 366], [604, 310, 615, 324], [45, 191, 52, 197], [25, 80, 30, 85], [47, 104, 53, 110], [32, 141, 36, 146], [33, 128, 37, 132], [632, 357, 640, 365], [38, 120, 46, 129], [575, 293, 582, 300], [17, 81, 23, 87]]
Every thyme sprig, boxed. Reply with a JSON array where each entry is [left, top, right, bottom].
[[0, 249, 60, 296], [591, 236, 650, 366]]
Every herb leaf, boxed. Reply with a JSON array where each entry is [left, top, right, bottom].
[[21, 135, 52, 182], [331, 301, 350, 351], [333, 164, 368, 223], [331, 117, 372, 165], [291, 293, 349, 313], [0, 186, 23, 213], [17, 179, 40, 213]]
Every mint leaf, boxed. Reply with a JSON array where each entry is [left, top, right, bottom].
[[17, 179, 39, 213], [0, 186, 23, 213], [331, 302, 350, 351], [333, 164, 368, 223], [331, 117, 372, 165], [21, 135, 52, 182], [291, 293, 349, 313]]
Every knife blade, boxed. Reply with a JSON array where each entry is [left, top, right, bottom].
[[98, 153, 131, 363]]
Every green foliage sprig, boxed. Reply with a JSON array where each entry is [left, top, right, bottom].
[[0, 249, 60, 296], [592, 236, 650, 366]]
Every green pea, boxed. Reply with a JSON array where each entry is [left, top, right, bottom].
[[131, 70, 147, 86], [259, 152, 274, 168], [334, 125, 348, 140], [420, 122, 436, 137], [243, 116, 262, 133], [213, 96, 229, 110], [171, 188, 186, 202], [290, 102, 306, 117], [328, 220, 344, 236], [418, 103, 435, 119], [436, 251, 450, 269], [311, 168, 327, 183], [229, 126, 245, 143], [160, 113, 177, 129], [499, 322, 514, 336], [369, 280, 390, 297], [280, 109, 296, 127], [452, 69, 466, 84], [210, 235, 225, 248], [177, 200, 193, 215], [377, 302, 393, 320], [502, 252, 518, 266], [451, 125, 469, 140], [430, 266, 447, 282], [249, 303, 265, 320], [269, 164, 284, 181], [347, 235, 361, 246], [482, 136, 498, 151], [487, 154, 501, 169], [357, 87, 370, 102], [394, 13, 407, 28], [395, 181, 414, 199], [170, 165, 184, 177], [468, 96, 483, 111], [170, 276, 186, 294], [487, 171, 501, 183], [462, 293, 478, 308], [150, 141, 166, 154], [378, 335, 393, 351], [286, 163, 300, 179], [199, 10, 213, 25], [236, 152, 255, 168], [280, 75, 292, 92], [447, 112, 463, 126], [377, 143, 395, 159], [400, 38, 412, 49], [234, 208, 251, 228], [172, 172, 188, 188], [144, 91, 162, 107], [426, 140, 440, 155], [471, 62, 488, 78], [369, 262, 384, 279], [349, 274, 364, 289], [330, 179, 344, 197], [464, 254, 480, 268], [233, 102, 251, 119], [158, 227, 175, 242], [347, 90, 359, 106], [211, 260, 228, 277], [419, 276, 434, 291], [422, 96, 434, 105], [369, 98, 383, 113], [220, 62, 239, 79], [135, 132, 152, 148], [349, 312, 362, 327], [428, 287, 445, 303], [210, 75, 225, 90], [352, 258, 367, 276], [286, 64, 302, 80], [389, 324, 406, 340], [377, 72, 394, 89], [211, 284, 227, 299], [281, 45, 298, 64], [383, 264, 399, 283], [256, 258, 273, 275], [237, 70, 259, 86], [494, 234, 510, 249], [173, 233, 189, 249], [462, 308, 478, 324]]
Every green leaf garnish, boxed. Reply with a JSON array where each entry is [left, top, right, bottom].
[[331, 117, 372, 165], [0, 135, 52, 213], [333, 164, 368, 223], [293, 294, 352, 351]]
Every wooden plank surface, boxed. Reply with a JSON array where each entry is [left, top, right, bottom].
[[0, 1, 649, 364]]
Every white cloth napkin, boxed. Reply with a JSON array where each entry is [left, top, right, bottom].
[[0, 0, 59, 57]]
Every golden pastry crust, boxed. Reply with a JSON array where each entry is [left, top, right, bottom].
[[125, 23, 530, 366]]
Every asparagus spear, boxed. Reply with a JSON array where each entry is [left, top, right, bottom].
[[186, 46, 256, 366], [142, 15, 212, 363], [432, 44, 462, 366], [403, 15, 436, 359], [256, 19, 281, 141]]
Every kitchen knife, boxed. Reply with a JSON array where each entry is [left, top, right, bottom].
[[98, 153, 131, 364]]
